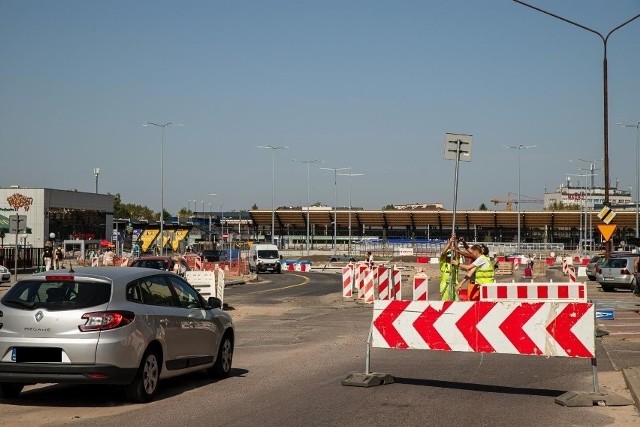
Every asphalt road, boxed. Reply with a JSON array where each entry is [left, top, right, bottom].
[[0, 271, 638, 426]]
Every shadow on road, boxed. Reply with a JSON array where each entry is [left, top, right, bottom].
[[393, 376, 565, 397]]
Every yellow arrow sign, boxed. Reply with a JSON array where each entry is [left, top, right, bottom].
[[597, 224, 617, 242]]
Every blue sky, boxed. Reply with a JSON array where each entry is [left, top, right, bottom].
[[1, 0, 639, 214]]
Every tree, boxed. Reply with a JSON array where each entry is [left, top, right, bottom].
[[251, 203, 258, 210], [111, 193, 157, 221], [479, 203, 488, 211], [382, 204, 396, 210], [544, 201, 580, 211]]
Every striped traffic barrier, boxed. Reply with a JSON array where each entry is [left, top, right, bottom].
[[120, 257, 129, 267], [513, 258, 520, 270], [568, 266, 577, 282], [480, 282, 587, 302], [391, 267, 402, 300], [342, 265, 354, 298], [357, 265, 367, 299], [194, 256, 202, 271], [412, 274, 429, 301], [91, 257, 99, 267], [376, 266, 391, 300], [363, 268, 375, 304]]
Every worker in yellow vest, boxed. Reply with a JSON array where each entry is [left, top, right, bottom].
[[452, 244, 495, 300], [439, 238, 458, 301]]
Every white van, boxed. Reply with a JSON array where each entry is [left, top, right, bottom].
[[248, 244, 281, 274]]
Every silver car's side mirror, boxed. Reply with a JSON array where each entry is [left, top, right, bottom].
[[208, 296, 222, 309]]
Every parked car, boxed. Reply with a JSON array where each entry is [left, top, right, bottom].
[[129, 256, 191, 277], [0, 266, 10, 283], [328, 255, 358, 263], [597, 256, 638, 292], [0, 267, 234, 402], [586, 255, 605, 281], [199, 250, 221, 262]]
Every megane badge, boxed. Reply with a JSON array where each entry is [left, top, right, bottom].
[[35, 311, 44, 322]]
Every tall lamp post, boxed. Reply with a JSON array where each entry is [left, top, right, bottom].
[[617, 121, 640, 238], [513, 1, 640, 258], [258, 145, 289, 244], [574, 158, 603, 250], [320, 166, 350, 255], [208, 193, 217, 244], [505, 145, 536, 252], [93, 168, 100, 194], [293, 159, 320, 256], [144, 121, 178, 256], [338, 172, 365, 257]]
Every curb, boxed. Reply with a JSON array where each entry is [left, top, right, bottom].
[[622, 367, 640, 410]]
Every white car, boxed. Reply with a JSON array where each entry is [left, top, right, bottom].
[[0, 266, 10, 283]]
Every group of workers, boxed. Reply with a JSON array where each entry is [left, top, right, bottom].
[[438, 234, 495, 301]]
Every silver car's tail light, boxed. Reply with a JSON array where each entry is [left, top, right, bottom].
[[79, 311, 135, 332]]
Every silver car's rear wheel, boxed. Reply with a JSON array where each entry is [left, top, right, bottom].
[[126, 349, 161, 403]]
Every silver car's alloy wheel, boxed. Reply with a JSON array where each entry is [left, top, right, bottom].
[[143, 354, 159, 395], [220, 339, 232, 373]]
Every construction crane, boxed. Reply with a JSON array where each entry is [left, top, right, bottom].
[[491, 192, 543, 211]]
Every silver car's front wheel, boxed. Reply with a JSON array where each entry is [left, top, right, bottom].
[[126, 349, 161, 403]]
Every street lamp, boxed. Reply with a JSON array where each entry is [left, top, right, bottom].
[[208, 193, 217, 244], [320, 166, 350, 255], [513, 1, 640, 258], [617, 121, 640, 238], [337, 172, 365, 256], [93, 168, 100, 194], [504, 145, 536, 252], [144, 121, 179, 256], [573, 158, 603, 251], [257, 145, 289, 244], [568, 173, 596, 254], [293, 159, 321, 256]]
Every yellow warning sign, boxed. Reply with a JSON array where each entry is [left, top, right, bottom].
[[597, 224, 617, 242], [597, 206, 616, 224]]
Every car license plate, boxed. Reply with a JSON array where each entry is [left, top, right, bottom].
[[603, 277, 614, 281]]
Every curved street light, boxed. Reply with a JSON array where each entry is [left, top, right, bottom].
[[504, 145, 536, 252], [320, 166, 350, 255], [293, 159, 321, 256], [513, 0, 640, 257], [144, 121, 180, 256], [257, 145, 289, 244]]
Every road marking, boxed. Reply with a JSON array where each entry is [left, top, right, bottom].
[[244, 274, 310, 295]]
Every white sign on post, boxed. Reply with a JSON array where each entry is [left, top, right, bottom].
[[444, 133, 473, 162]]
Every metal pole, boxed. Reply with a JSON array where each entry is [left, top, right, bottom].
[[333, 169, 337, 254], [448, 139, 462, 301], [517, 148, 521, 252], [271, 149, 275, 244]]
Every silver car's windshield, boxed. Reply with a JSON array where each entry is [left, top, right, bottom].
[[2, 280, 111, 311]]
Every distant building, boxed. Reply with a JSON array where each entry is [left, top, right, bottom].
[[0, 187, 113, 248], [544, 178, 632, 210], [393, 203, 444, 211]]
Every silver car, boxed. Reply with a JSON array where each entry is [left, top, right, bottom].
[[0, 267, 234, 402], [597, 256, 638, 292]]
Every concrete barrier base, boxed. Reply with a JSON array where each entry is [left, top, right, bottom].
[[341, 372, 394, 388], [555, 391, 633, 407]]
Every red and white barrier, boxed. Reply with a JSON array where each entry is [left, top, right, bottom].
[[376, 266, 391, 300], [568, 266, 576, 282], [357, 265, 367, 299], [412, 274, 429, 301], [342, 265, 354, 298], [391, 268, 402, 300], [363, 268, 375, 304], [513, 258, 520, 270], [480, 282, 586, 302], [295, 263, 311, 272], [371, 300, 595, 358], [194, 256, 202, 271], [91, 257, 99, 267], [120, 257, 129, 267]]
